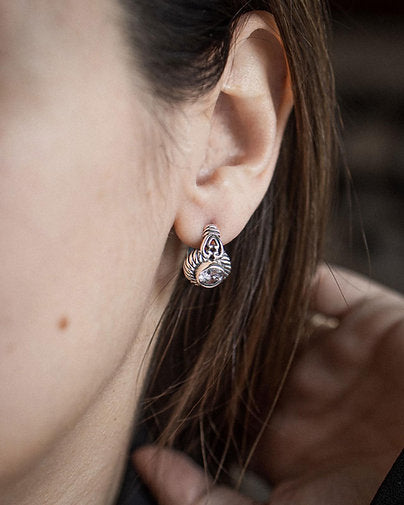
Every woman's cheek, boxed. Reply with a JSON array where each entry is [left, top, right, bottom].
[[0, 91, 165, 489], [0, 0, 175, 482]]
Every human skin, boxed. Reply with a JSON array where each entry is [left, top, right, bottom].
[[0, 2, 181, 503], [134, 266, 404, 505], [0, 3, 292, 504]]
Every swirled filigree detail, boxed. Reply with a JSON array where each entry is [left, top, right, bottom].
[[183, 248, 204, 285]]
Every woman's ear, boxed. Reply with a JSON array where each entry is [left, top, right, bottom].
[[173, 11, 293, 247]]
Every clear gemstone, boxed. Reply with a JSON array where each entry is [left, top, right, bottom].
[[197, 264, 224, 288]]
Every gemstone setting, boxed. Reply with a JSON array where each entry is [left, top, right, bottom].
[[196, 263, 225, 288]]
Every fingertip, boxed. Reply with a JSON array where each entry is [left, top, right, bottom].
[[132, 444, 159, 471], [132, 446, 211, 505]]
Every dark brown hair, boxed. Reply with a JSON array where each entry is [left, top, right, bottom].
[[120, 0, 336, 487]]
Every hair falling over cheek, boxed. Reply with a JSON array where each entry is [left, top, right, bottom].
[[119, 0, 337, 483]]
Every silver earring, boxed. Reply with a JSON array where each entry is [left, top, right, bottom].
[[183, 224, 231, 288]]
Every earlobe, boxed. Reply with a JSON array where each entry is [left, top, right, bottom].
[[174, 11, 293, 248]]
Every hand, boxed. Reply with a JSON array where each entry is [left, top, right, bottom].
[[133, 445, 260, 505], [255, 265, 404, 504], [133, 266, 404, 505]]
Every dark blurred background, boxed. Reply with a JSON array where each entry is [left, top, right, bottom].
[[326, 1, 404, 291]]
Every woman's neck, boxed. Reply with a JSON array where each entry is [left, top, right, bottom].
[[1, 342, 148, 505], [1, 260, 177, 505]]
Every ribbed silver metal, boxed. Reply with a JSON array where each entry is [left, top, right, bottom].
[[183, 224, 231, 288]]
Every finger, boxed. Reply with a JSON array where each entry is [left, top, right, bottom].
[[133, 445, 259, 505], [133, 446, 210, 505], [310, 264, 401, 317]]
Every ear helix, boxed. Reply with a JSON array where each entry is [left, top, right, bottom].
[[183, 224, 231, 288]]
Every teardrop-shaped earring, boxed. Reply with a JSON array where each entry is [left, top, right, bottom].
[[183, 224, 231, 288]]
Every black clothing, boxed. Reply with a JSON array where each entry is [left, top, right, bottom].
[[370, 450, 404, 505], [115, 458, 156, 505]]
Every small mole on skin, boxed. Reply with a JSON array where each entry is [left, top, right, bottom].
[[58, 316, 70, 331]]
